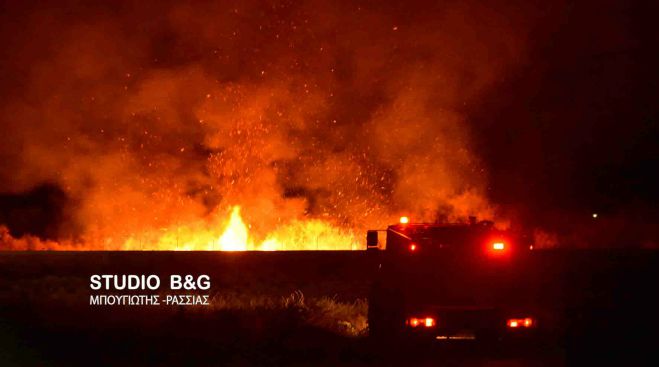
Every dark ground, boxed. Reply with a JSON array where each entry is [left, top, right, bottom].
[[1, 251, 658, 366]]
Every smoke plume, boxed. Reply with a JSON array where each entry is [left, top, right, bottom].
[[0, 0, 543, 249]]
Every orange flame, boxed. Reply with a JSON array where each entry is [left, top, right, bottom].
[[217, 206, 249, 251], [139, 205, 360, 251], [0, 205, 360, 251]]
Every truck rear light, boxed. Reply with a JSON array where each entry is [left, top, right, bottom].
[[492, 242, 505, 251], [507, 317, 535, 328], [407, 317, 436, 328], [399, 216, 409, 224]]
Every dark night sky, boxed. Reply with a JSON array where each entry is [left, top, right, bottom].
[[469, 0, 658, 233]]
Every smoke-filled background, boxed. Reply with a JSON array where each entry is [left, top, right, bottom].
[[0, 0, 656, 249]]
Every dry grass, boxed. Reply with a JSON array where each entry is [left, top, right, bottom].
[[2, 275, 369, 338], [0, 252, 374, 341], [208, 290, 368, 337]]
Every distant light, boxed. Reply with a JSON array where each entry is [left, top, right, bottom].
[[407, 317, 436, 328], [492, 242, 505, 251], [592, 213, 598, 219], [409, 243, 417, 251], [507, 317, 535, 329], [399, 216, 409, 224]]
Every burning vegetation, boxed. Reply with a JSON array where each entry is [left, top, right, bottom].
[[0, 0, 544, 251]]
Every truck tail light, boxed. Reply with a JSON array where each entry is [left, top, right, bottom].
[[407, 317, 436, 328], [507, 317, 535, 328], [492, 242, 505, 251]]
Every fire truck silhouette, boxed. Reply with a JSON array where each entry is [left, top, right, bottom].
[[366, 216, 554, 348]]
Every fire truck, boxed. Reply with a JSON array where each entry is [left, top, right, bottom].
[[366, 217, 559, 350], [365, 215, 659, 364]]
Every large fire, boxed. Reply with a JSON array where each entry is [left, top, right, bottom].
[[0, 1, 516, 251], [0, 205, 360, 251], [163, 206, 359, 251]]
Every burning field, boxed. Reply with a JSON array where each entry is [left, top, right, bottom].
[[1, 1, 657, 366], [0, 0, 541, 251]]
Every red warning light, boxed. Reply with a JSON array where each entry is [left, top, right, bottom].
[[492, 242, 505, 251], [409, 243, 417, 251]]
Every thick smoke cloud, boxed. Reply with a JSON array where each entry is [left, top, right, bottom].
[[0, 1, 548, 247]]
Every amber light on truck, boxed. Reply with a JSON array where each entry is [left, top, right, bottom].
[[507, 317, 535, 328], [407, 317, 436, 328]]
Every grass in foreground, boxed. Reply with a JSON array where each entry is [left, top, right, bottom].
[[207, 290, 368, 337]]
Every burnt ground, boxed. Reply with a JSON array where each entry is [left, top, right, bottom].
[[1, 251, 658, 366]]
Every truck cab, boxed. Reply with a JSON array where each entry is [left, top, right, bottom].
[[367, 217, 518, 255]]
